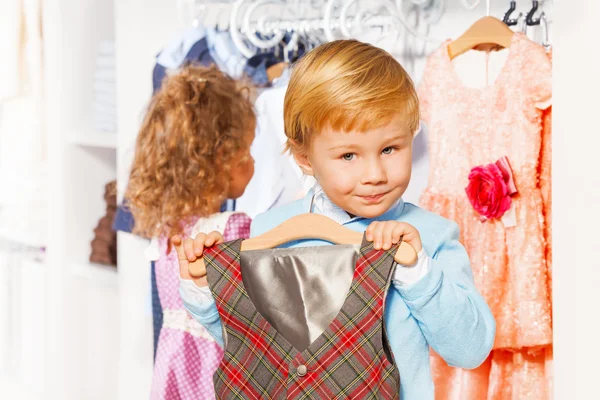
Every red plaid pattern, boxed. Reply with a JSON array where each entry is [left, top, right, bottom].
[[205, 235, 401, 399]]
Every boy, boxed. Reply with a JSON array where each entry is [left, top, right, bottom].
[[174, 40, 495, 399]]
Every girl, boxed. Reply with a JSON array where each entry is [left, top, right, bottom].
[[126, 65, 256, 399]]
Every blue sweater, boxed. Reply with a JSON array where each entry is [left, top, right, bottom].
[[181, 194, 496, 399]]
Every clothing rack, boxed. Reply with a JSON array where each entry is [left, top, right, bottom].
[[178, 0, 552, 59], [178, 0, 446, 57]]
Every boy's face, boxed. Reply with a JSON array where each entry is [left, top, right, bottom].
[[294, 115, 413, 219]]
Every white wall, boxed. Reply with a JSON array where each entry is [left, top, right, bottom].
[[552, 1, 600, 399], [43, 0, 120, 399]]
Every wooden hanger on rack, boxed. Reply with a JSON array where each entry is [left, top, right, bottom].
[[267, 62, 288, 83], [187, 213, 418, 277], [447, 16, 514, 60]]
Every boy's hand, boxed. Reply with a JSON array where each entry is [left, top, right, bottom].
[[366, 221, 423, 254], [172, 231, 224, 285]]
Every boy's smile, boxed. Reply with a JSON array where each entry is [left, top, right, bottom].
[[294, 114, 413, 219], [358, 191, 390, 204]]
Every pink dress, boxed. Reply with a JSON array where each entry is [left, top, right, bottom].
[[150, 212, 251, 399], [418, 33, 553, 399], [540, 49, 553, 304]]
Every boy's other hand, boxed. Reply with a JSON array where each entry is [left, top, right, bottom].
[[366, 221, 423, 255]]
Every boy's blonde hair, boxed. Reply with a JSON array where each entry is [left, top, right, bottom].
[[284, 40, 419, 152]]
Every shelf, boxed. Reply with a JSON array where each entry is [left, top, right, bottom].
[[69, 131, 117, 149], [69, 261, 118, 288]]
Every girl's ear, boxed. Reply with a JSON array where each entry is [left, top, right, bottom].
[[288, 140, 314, 176]]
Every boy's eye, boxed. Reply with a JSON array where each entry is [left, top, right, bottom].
[[382, 147, 394, 155], [342, 153, 354, 161]]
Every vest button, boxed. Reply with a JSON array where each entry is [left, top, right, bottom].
[[297, 365, 307, 377]]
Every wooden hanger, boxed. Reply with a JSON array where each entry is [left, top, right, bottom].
[[447, 16, 514, 60], [188, 213, 418, 277], [266, 61, 288, 83]]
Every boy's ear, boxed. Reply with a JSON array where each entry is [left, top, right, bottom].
[[288, 140, 315, 176]]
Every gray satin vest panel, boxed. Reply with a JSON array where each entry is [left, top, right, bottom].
[[240, 244, 359, 352]]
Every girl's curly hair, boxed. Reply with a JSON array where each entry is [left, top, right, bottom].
[[125, 65, 255, 238]]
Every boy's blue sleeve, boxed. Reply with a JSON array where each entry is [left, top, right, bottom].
[[393, 222, 496, 369], [179, 283, 224, 348]]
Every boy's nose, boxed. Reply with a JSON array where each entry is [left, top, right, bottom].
[[361, 160, 387, 185]]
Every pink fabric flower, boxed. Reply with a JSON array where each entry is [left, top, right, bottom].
[[465, 156, 517, 221]]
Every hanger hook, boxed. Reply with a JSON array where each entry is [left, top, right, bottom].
[[526, 0, 541, 26], [517, 11, 527, 33], [502, 1, 518, 26], [540, 11, 550, 48]]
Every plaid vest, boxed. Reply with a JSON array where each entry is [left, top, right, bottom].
[[205, 235, 401, 399]]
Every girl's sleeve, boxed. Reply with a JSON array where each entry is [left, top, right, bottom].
[[179, 280, 224, 347], [179, 212, 252, 347], [223, 212, 252, 241]]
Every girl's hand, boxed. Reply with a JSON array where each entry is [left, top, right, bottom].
[[172, 231, 224, 286], [366, 221, 423, 254]]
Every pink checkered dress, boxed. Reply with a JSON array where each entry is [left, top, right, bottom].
[[204, 234, 401, 399], [151, 212, 251, 400]]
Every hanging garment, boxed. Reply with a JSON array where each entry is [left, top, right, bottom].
[[539, 49, 553, 304], [204, 234, 401, 399], [539, 51, 553, 399], [153, 26, 250, 93], [540, 105, 552, 299], [152, 27, 217, 92], [418, 33, 552, 399], [242, 34, 308, 87], [150, 212, 251, 400], [235, 71, 309, 218], [205, 28, 247, 79]]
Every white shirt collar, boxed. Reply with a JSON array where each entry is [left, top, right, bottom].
[[309, 182, 401, 225]]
